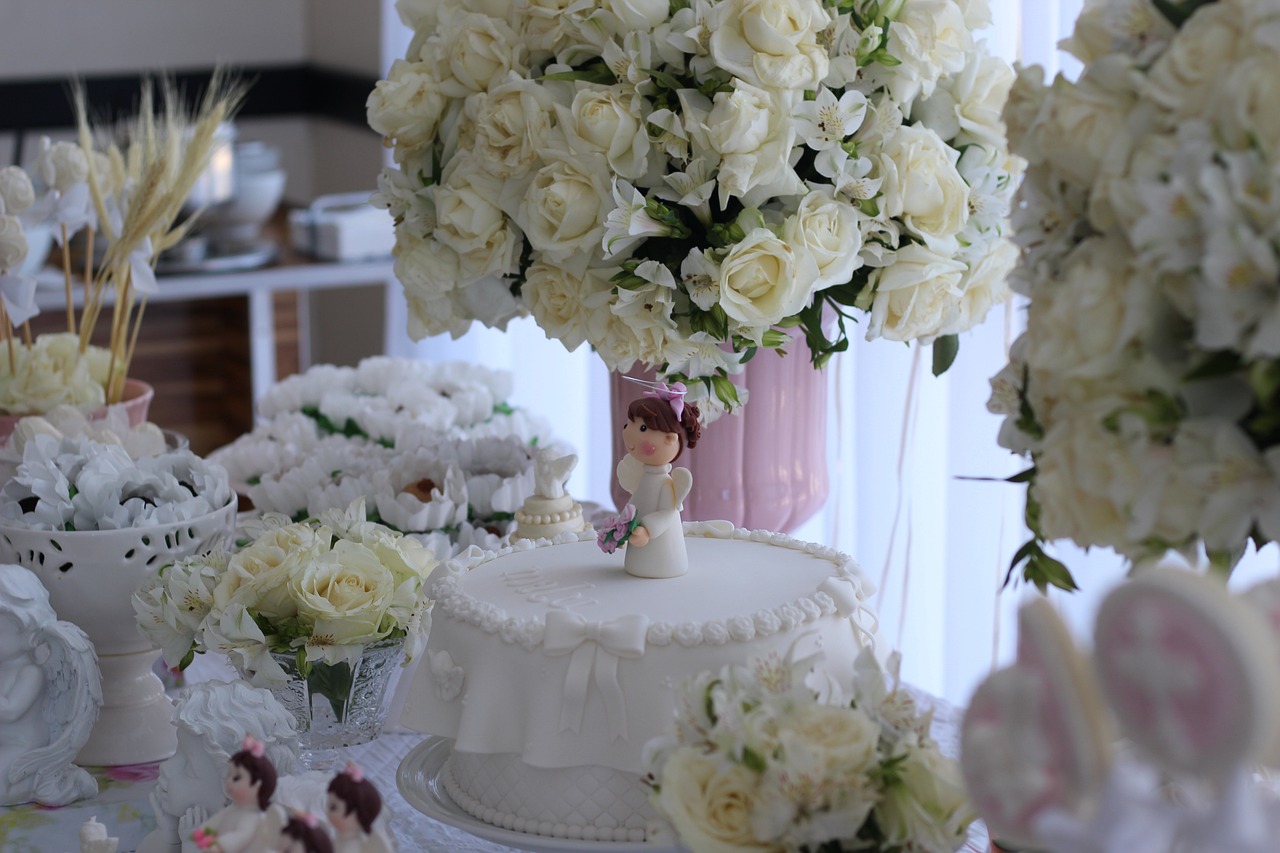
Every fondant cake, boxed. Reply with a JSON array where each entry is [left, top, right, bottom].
[[398, 523, 876, 843]]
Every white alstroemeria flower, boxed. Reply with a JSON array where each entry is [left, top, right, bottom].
[[1129, 176, 1204, 275], [1196, 222, 1279, 355], [680, 247, 722, 311], [201, 603, 289, 687], [602, 179, 671, 258], [815, 148, 882, 204], [601, 30, 657, 94], [794, 88, 868, 151], [658, 159, 716, 226], [662, 331, 747, 380]]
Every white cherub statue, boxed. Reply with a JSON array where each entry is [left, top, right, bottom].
[[138, 679, 299, 853], [0, 565, 101, 807]]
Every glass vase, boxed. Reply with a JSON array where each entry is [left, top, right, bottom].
[[264, 637, 403, 767]]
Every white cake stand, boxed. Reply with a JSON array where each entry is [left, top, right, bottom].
[[397, 737, 679, 853]]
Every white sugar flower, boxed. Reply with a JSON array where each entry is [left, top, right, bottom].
[[681, 248, 722, 312], [794, 88, 868, 152], [603, 179, 672, 258]]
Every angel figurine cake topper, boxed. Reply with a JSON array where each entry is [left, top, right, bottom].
[[601, 378, 702, 578]]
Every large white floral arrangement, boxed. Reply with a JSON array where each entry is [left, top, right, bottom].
[[990, 0, 1280, 589], [210, 357, 567, 557], [0, 433, 233, 530], [644, 648, 973, 852], [133, 499, 436, 682], [368, 0, 1022, 411]]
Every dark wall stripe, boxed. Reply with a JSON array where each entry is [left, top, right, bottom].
[[0, 65, 376, 132]]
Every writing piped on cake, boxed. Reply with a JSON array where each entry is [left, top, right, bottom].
[[512, 449, 591, 542]]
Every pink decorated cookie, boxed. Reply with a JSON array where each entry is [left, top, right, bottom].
[[961, 598, 1112, 848], [1094, 568, 1280, 778]]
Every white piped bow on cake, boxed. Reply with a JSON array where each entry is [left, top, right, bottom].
[[544, 611, 650, 741]]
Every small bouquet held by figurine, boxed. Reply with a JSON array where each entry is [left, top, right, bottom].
[[601, 379, 702, 579]]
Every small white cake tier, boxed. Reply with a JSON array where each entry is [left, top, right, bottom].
[[399, 522, 876, 842], [513, 494, 588, 541]]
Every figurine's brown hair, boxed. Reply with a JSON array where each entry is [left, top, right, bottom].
[[280, 814, 335, 853], [328, 768, 382, 834], [229, 748, 277, 811], [626, 396, 702, 462]]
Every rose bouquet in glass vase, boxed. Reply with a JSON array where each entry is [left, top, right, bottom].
[[369, 0, 1022, 415], [0, 73, 243, 431], [133, 499, 438, 758], [990, 0, 1280, 590], [644, 647, 973, 852]]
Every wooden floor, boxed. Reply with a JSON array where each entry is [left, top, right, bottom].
[[28, 292, 300, 456]]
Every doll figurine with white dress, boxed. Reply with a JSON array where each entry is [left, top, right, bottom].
[[326, 762, 394, 853], [186, 735, 279, 853], [0, 565, 100, 807], [615, 381, 702, 579]]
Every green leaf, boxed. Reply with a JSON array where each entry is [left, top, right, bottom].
[[740, 747, 767, 774], [294, 647, 312, 679], [1006, 467, 1037, 484], [1184, 350, 1244, 381], [1151, 0, 1216, 27], [1026, 550, 1079, 594], [493, 401, 516, 416], [931, 334, 959, 376], [540, 62, 617, 85], [703, 678, 722, 724]]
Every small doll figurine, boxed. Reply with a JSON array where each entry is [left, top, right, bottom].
[[186, 735, 278, 853], [612, 380, 701, 578], [327, 762, 394, 853], [276, 811, 334, 853], [0, 565, 100, 807]]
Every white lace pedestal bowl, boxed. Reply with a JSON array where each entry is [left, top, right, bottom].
[[0, 497, 237, 766]]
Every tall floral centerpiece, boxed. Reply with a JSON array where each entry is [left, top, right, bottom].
[[0, 75, 243, 425], [990, 0, 1280, 589], [370, 0, 1020, 527]]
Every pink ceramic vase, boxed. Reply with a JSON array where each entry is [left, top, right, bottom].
[[0, 378, 154, 443], [610, 346, 829, 533]]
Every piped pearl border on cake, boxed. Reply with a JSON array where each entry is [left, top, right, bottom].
[[427, 523, 876, 652]]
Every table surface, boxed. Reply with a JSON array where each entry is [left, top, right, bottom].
[[0, 657, 991, 853]]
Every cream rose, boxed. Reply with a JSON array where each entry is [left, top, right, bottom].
[[1145, 4, 1243, 117], [706, 0, 830, 91], [524, 256, 615, 352], [879, 125, 970, 250], [866, 243, 968, 342], [1214, 52, 1280, 152], [947, 237, 1016, 335], [436, 11, 527, 98], [466, 75, 558, 178], [657, 748, 783, 853], [776, 704, 879, 777], [215, 522, 326, 618], [600, 0, 669, 32], [0, 333, 106, 415], [693, 82, 800, 206], [880, 0, 971, 108], [781, 189, 862, 290], [366, 59, 447, 151], [718, 228, 817, 341], [913, 51, 1014, 149], [0, 166, 34, 216], [434, 154, 522, 280], [560, 86, 650, 181], [1019, 72, 1132, 189], [394, 236, 462, 304], [876, 746, 973, 852], [289, 540, 397, 645], [0, 215, 27, 270], [517, 152, 612, 261]]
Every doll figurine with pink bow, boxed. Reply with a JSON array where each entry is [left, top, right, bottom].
[[186, 736, 278, 853], [325, 762, 393, 853], [609, 379, 702, 579]]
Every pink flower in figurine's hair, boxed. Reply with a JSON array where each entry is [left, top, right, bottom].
[[241, 734, 265, 758], [344, 760, 364, 783], [597, 504, 638, 554]]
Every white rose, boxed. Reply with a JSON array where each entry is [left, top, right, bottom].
[[657, 748, 784, 853], [434, 154, 522, 280], [690, 82, 800, 206], [706, 0, 830, 91], [955, 0, 992, 28], [466, 74, 558, 178], [517, 151, 612, 261], [600, 0, 669, 32], [559, 85, 650, 181], [876, 0, 971, 108], [878, 125, 970, 250], [37, 140, 89, 192], [1020, 71, 1132, 189], [436, 11, 527, 98], [0, 166, 34, 215], [0, 215, 27, 270], [876, 746, 973, 852], [289, 539, 397, 645], [517, 0, 577, 55], [946, 238, 1016, 335], [866, 243, 968, 342], [216, 523, 326, 618], [782, 189, 863, 290], [718, 228, 817, 340], [776, 704, 880, 776], [913, 51, 1014, 149], [523, 256, 615, 352], [1145, 4, 1243, 117], [395, 235, 462, 306], [405, 289, 473, 340], [366, 59, 447, 151], [1214, 52, 1280, 151]]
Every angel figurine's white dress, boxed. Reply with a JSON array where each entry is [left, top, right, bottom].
[[0, 565, 100, 807], [617, 454, 692, 579]]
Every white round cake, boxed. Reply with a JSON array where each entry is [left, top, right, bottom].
[[398, 522, 876, 843]]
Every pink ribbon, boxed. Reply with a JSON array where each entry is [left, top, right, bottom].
[[242, 734, 265, 758], [344, 761, 365, 783], [642, 381, 687, 421]]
